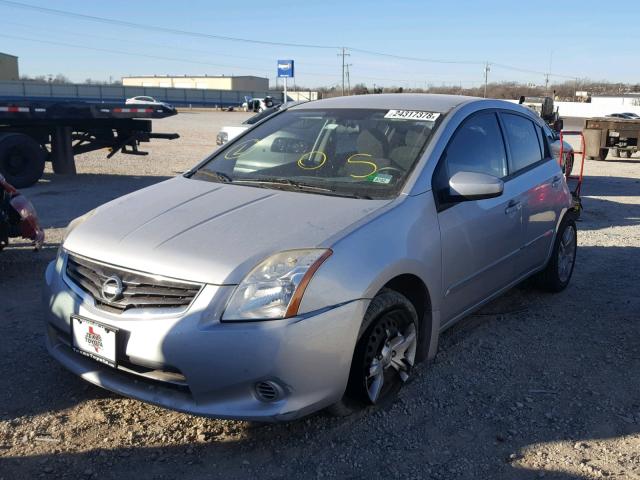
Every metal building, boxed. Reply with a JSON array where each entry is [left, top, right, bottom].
[[0, 53, 19, 81], [122, 75, 268, 91]]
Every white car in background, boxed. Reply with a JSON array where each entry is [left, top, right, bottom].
[[216, 102, 299, 146], [126, 96, 174, 110]]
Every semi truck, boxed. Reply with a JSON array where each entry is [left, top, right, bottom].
[[583, 117, 640, 160], [0, 98, 178, 188]]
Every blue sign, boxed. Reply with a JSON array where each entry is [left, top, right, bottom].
[[277, 59, 294, 78]]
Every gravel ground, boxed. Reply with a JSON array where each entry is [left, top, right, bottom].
[[0, 111, 639, 480]]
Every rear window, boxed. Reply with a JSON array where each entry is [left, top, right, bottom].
[[501, 113, 543, 172]]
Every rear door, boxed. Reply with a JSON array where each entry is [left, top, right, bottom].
[[499, 112, 560, 275], [435, 111, 523, 324]]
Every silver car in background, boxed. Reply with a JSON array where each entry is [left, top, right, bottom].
[[43, 94, 577, 421]]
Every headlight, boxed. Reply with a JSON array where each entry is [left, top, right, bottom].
[[62, 209, 96, 245], [222, 249, 332, 321]]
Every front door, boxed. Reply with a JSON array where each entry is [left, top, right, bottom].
[[435, 111, 524, 324]]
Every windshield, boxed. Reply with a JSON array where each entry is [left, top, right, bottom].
[[191, 108, 441, 199]]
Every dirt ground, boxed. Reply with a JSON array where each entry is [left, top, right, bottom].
[[0, 111, 638, 479]]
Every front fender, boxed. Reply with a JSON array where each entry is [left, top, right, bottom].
[[299, 192, 443, 318]]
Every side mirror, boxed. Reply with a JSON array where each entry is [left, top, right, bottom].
[[447, 171, 504, 201]]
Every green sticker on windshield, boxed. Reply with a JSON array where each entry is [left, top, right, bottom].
[[370, 173, 392, 184]]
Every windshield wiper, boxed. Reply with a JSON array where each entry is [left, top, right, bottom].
[[233, 178, 376, 199], [232, 178, 332, 192], [195, 170, 233, 183]]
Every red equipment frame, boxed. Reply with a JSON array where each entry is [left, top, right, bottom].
[[558, 130, 585, 213]]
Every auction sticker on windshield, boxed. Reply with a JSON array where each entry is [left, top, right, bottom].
[[71, 316, 118, 367], [384, 110, 440, 121]]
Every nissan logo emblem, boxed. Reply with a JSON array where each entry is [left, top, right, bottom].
[[102, 275, 123, 302]]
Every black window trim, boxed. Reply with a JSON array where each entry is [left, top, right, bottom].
[[497, 110, 554, 181], [431, 108, 509, 212]]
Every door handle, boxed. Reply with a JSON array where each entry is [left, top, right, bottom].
[[504, 200, 521, 215]]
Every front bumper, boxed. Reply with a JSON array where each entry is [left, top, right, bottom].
[[43, 254, 367, 421]]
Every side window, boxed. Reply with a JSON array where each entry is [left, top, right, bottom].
[[444, 112, 508, 179], [502, 113, 544, 172], [535, 125, 551, 159]]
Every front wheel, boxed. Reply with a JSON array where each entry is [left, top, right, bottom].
[[328, 289, 419, 416], [535, 216, 577, 292]]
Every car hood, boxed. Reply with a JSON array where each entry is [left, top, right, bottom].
[[63, 176, 390, 285]]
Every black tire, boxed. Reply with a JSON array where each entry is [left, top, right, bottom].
[[564, 153, 574, 177], [535, 216, 577, 292], [597, 148, 608, 161], [328, 289, 419, 416], [0, 133, 46, 188]]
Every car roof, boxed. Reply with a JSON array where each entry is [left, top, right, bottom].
[[291, 93, 481, 114]]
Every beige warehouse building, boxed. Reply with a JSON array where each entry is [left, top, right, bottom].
[[0, 52, 19, 81], [122, 75, 268, 91]]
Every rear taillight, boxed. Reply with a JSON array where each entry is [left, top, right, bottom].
[[9, 194, 44, 249]]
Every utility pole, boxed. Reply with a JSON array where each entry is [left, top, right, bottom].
[[345, 63, 352, 95], [338, 48, 350, 96], [546, 51, 553, 96], [483, 62, 490, 98], [544, 73, 550, 95]]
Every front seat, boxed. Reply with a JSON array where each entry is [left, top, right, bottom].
[[356, 128, 388, 158], [389, 130, 425, 170], [340, 128, 391, 178]]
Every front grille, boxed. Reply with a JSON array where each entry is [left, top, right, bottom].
[[65, 254, 202, 313]]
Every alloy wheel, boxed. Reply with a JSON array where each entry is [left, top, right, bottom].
[[363, 310, 417, 404], [558, 225, 576, 283]]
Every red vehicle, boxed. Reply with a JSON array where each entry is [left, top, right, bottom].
[[0, 173, 44, 251]]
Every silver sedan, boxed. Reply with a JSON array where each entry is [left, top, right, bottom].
[[43, 94, 577, 421]]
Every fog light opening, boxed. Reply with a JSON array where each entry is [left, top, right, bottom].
[[254, 380, 284, 402]]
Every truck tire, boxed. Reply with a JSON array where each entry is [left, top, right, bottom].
[[0, 133, 46, 188], [597, 148, 608, 161]]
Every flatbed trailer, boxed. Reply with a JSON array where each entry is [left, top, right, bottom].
[[583, 117, 640, 161], [0, 98, 179, 188]]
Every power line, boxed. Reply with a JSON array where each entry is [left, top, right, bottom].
[[0, 0, 340, 50], [349, 47, 483, 65], [0, 33, 271, 74], [0, 0, 582, 83], [2, 20, 343, 75], [491, 62, 576, 80], [0, 0, 504, 69]]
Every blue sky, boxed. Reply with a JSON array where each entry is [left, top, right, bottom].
[[1, 0, 638, 88]]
